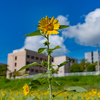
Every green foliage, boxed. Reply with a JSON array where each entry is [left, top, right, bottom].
[[33, 73, 43, 80], [79, 59, 90, 71], [59, 25, 69, 29], [0, 64, 7, 77], [28, 80, 41, 89], [58, 59, 73, 68], [66, 86, 87, 92], [43, 41, 50, 46], [1, 75, 100, 91], [18, 62, 40, 71], [24, 30, 41, 37], [41, 60, 47, 69], [26, 96, 36, 100], [87, 63, 96, 72], [38, 48, 46, 54], [48, 45, 61, 54], [53, 59, 73, 74], [69, 63, 82, 72]]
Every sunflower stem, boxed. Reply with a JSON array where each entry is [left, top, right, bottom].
[[47, 35, 53, 100]]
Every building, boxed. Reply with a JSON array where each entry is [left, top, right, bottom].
[[85, 51, 100, 63], [7, 48, 53, 78], [52, 56, 77, 75], [7, 48, 78, 78]]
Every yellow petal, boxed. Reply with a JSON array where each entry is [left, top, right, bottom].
[[50, 16, 54, 23], [53, 18, 58, 24], [54, 23, 60, 30]]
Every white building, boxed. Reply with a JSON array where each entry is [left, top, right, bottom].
[[85, 51, 100, 63], [52, 56, 77, 76]]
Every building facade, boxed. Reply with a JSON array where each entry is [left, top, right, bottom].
[[7, 49, 78, 78], [85, 51, 100, 63], [52, 56, 77, 75], [7, 48, 53, 78]]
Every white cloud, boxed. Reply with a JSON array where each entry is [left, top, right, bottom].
[[62, 8, 100, 46], [23, 35, 69, 57], [57, 15, 69, 25]]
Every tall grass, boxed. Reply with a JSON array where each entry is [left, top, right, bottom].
[[1, 75, 100, 91]]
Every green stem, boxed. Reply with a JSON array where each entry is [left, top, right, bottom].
[[47, 35, 53, 100]]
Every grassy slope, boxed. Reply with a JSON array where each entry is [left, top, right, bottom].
[[1, 75, 100, 91]]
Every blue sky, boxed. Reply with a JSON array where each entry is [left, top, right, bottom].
[[0, 0, 100, 64]]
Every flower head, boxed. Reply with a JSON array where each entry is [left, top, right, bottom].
[[8, 98, 15, 100], [23, 84, 29, 96], [37, 16, 60, 35]]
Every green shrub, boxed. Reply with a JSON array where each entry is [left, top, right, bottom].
[[69, 63, 82, 72], [87, 64, 96, 72]]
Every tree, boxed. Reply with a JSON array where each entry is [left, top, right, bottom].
[[87, 63, 96, 72], [0, 64, 7, 77], [79, 59, 90, 71], [69, 63, 82, 73]]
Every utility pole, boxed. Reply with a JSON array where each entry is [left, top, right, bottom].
[[94, 44, 99, 74]]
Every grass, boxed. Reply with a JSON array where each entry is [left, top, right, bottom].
[[1, 75, 100, 91]]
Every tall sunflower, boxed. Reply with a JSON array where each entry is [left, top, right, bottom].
[[37, 16, 60, 35]]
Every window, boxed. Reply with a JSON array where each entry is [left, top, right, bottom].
[[52, 58, 53, 62], [36, 57, 38, 60], [15, 63, 17, 67], [14, 69, 16, 71], [35, 70, 38, 73], [15, 56, 17, 60], [26, 61, 30, 65], [60, 71, 62, 73], [40, 58, 43, 61], [31, 69, 34, 72], [27, 55, 30, 58], [40, 70, 42, 73], [26, 68, 29, 71], [31, 56, 34, 59]]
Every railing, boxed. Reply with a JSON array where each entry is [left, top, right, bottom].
[[15, 71, 100, 79]]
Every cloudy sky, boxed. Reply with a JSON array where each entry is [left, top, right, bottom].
[[0, 0, 100, 63]]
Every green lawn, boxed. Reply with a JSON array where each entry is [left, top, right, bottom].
[[1, 75, 100, 91]]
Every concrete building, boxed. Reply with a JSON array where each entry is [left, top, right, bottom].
[[7, 48, 78, 78], [7, 48, 53, 78], [52, 56, 77, 75], [85, 51, 100, 63]]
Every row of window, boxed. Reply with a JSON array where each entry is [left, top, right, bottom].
[[14, 55, 47, 61], [27, 55, 47, 61], [26, 68, 46, 73]]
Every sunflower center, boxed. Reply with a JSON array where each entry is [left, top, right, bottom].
[[25, 87, 29, 92], [47, 24, 54, 31]]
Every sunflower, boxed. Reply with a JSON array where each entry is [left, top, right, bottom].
[[23, 84, 29, 96], [37, 16, 60, 35]]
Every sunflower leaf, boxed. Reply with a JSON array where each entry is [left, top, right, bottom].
[[24, 30, 41, 37], [26, 96, 38, 100], [48, 45, 61, 54], [58, 59, 73, 68], [33, 73, 44, 80], [65, 87, 87, 92], [38, 48, 46, 54], [59, 25, 69, 29], [18, 62, 40, 71]]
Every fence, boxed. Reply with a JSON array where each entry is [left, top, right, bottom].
[[15, 71, 100, 79]]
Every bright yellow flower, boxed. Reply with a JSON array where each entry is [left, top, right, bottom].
[[37, 16, 60, 35], [23, 84, 29, 96], [98, 92, 100, 98], [8, 98, 15, 100], [1, 91, 5, 96]]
